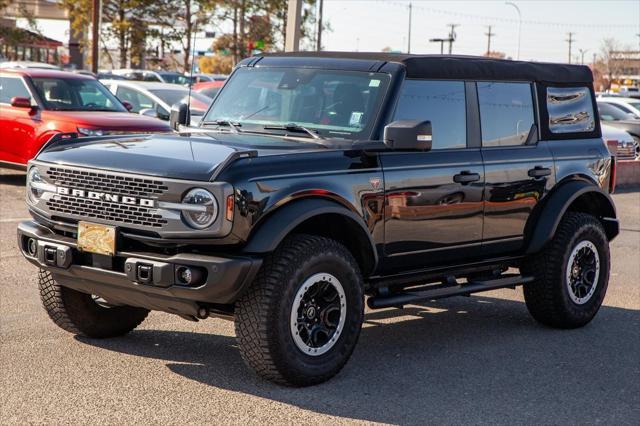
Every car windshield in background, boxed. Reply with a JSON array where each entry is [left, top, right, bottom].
[[203, 67, 390, 139], [199, 86, 220, 98], [598, 102, 636, 121], [149, 89, 210, 109], [158, 73, 191, 85], [31, 78, 127, 112]]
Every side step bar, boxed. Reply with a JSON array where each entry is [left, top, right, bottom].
[[367, 274, 535, 309]]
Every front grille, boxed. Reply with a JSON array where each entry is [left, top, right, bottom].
[[45, 167, 169, 228], [46, 167, 168, 198], [47, 195, 167, 228]]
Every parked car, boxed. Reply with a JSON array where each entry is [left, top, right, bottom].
[[0, 61, 60, 70], [189, 73, 227, 84], [19, 53, 618, 386], [193, 80, 225, 98], [101, 80, 212, 125], [110, 69, 191, 85], [618, 86, 640, 99], [597, 101, 640, 146], [597, 96, 640, 119], [601, 124, 639, 160], [0, 68, 171, 168]]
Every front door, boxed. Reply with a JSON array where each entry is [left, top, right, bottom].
[[381, 80, 484, 273], [0, 75, 37, 164]]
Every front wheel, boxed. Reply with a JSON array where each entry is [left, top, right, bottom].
[[235, 234, 364, 386], [521, 212, 610, 328]]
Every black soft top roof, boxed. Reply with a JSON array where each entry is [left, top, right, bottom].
[[257, 52, 593, 84]]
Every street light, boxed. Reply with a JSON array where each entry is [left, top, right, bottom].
[[505, 1, 521, 60]]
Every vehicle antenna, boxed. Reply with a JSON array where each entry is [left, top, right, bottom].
[[186, 4, 198, 123]]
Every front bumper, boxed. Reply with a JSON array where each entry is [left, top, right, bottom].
[[17, 221, 262, 317]]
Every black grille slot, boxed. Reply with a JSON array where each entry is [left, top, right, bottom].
[[46, 167, 168, 198], [47, 195, 167, 228]]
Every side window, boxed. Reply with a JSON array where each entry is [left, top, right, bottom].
[[393, 80, 466, 149], [0, 76, 31, 104], [478, 82, 534, 147], [547, 86, 595, 133], [143, 72, 161, 82], [116, 86, 155, 113]]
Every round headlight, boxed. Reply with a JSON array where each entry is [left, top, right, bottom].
[[181, 188, 217, 229], [27, 167, 44, 203]]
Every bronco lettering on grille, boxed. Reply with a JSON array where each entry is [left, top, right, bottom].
[[56, 186, 155, 207]]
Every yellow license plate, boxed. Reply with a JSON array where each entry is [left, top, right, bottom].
[[77, 222, 116, 256]]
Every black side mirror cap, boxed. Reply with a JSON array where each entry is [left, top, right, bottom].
[[169, 103, 190, 131], [383, 120, 432, 151]]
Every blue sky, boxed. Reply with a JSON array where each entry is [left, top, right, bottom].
[[321, 0, 640, 62], [19, 0, 640, 64]]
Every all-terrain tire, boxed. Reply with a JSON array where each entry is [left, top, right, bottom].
[[38, 269, 149, 338], [521, 212, 610, 329], [235, 234, 364, 386]]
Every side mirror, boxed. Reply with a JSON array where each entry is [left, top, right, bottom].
[[139, 108, 158, 118], [11, 96, 34, 109], [169, 103, 190, 131], [121, 100, 133, 112], [383, 120, 432, 151]]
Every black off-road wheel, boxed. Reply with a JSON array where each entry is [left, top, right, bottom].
[[235, 234, 364, 386], [38, 269, 149, 338], [521, 212, 610, 329]]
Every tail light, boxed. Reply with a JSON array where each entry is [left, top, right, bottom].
[[609, 155, 617, 194]]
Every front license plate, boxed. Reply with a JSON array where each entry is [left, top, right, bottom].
[[77, 222, 116, 256]]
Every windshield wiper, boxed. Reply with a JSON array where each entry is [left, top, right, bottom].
[[202, 119, 242, 133], [263, 123, 325, 140]]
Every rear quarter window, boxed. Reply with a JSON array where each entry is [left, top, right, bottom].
[[546, 86, 595, 133]]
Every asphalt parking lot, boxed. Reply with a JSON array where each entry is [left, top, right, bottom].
[[1, 168, 638, 425]]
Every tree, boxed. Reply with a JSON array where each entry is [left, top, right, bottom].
[[198, 55, 233, 74], [596, 38, 632, 91]]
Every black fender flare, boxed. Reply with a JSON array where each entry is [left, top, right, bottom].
[[525, 180, 618, 254], [242, 198, 378, 274]]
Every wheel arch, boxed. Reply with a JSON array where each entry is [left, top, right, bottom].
[[524, 178, 619, 254], [242, 197, 378, 276]]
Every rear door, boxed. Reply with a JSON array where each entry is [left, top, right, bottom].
[[381, 80, 484, 272], [476, 81, 555, 255], [0, 75, 37, 164]]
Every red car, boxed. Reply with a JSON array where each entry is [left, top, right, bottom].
[[193, 80, 225, 99], [0, 68, 171, 168]]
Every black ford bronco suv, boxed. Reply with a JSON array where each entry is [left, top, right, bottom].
[[18, 53, 618, 386]]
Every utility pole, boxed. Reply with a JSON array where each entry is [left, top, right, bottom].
[[566, 32, 575, 64], [447, 24, 458, 54], [285, 0, 302, 52], [485, 26, 495, 55], [429, 38, 446, 54], [91, 0, 100, 73], [407, 2, 412, 54], [316, 0, 323, 51], [592, 52, 597, 66], [578, 48, 589, 65]]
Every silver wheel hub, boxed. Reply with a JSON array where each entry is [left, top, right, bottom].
[[566, 240, 600, 305], [290, 273, 347, 356]]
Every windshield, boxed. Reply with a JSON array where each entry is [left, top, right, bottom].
[[159, 73, 191, 85], [202, 67, 390, 139], [32, 77, 127, 112], [598, 102, 635, 121]]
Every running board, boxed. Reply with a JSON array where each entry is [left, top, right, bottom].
[[367, 274, 535, 309]]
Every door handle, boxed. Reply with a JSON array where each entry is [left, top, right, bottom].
[[453, 171, 481, 184], [528, 166, 551, 178]]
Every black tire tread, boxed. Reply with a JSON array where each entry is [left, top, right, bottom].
[[235, 234, 363, 386]]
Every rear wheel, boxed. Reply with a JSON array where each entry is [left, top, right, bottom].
[[235, 234, 364, 386], [522, 212, 610, 328], [38, 269, 149, 338]]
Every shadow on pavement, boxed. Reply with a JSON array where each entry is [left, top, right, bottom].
[[0, 172, 26, 187], [78, 295, 640, 424]]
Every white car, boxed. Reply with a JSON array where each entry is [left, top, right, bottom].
[[101, 80, 212, 126], [0, 61, 60, 70], [597, 96, 640, 119], [601, 123, 639, 160], [109, 69, 191, 85]]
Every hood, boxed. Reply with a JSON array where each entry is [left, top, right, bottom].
[[45, 111, 171, 131], [35, 131, 322, 181]]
